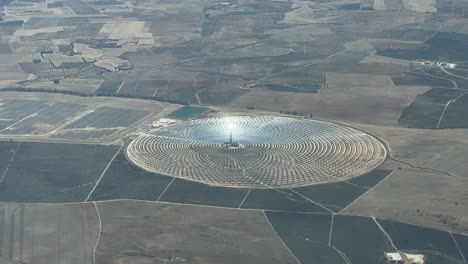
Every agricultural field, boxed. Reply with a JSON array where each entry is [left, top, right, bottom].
[[265, 212, 339, 264], [240, 189, 330, 213], [0, 0, 465, 127], [94, 80, 123, 97], [398, 85, 467, 129], [10, 78, 104, 96], [293, 170, 393, 212], [0, 43, 12, 53], [95, 201, 298, 264], [294, 182, 369, 212], [439, 93, 468, 129], [167, 105, 208, 119], [158, 178, 249, 208], [0, 118, 467, 263], [88, 152, 173, 201], [0, 203, 99, 264], [378, 219, 466, 263], [0, 141, 119, 202], [330, 215, 393, 264], [340, 123, 468, 233], [116, 80, 168, 99], [453, 233, 468, 260]]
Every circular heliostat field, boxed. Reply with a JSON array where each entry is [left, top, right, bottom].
[[127, 116, 386, 188]]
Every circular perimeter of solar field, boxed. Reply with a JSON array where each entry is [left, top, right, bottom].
[[127, 116, 387, 189]]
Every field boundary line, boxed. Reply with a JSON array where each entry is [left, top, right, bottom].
[[395, 94, 417, 127], [194, 88, 206, 105], [372, 217, 398, 251], [262, 211, 302, 264], [328, 213, 335, 246], [439, 65, 468, 81], [238, 189, 251, 208], [451, 232, 468, 264], [289, 189, 335, 214], [151, 88, 159, 98], [344, 180, 369, 190], [437, 101, 452, 128], [93, 202, 102, 264], [417, 67, 457, 88], [0, 198, 331, 214], [331, 245, 352, 264], [437, 90, 468, 128], [9, 41, 15, 53], [156, 177, 175, 201], [115, 81, 125, 94], [337, 171, 394, 214], [0, 142, 21, 185], [98, 198, 332, 214], [85, 145, 123, 202], [344, 211, 468, 237], [252, 48, 346, 84]]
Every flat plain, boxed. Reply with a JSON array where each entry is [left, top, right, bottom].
[[0, 0, 466, 129], [0, 202, 98, 264], [95, 201, 298, 264], [0, 141, 119, 202]]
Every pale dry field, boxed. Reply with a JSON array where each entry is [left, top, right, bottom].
[[325, 72, 395, 89], [354, 124, 468, 174], [0, 203, 99, 264], [337, 123, 468, 233], [342, 170, 468, 234], [403, 0, 437, 13], [95, 200, 298, 264], [232, 81, 428, 126], [21, 79, 104, 95], [360, 54, 412, 67]]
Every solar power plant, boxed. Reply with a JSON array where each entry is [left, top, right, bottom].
[[127, 116, 387, 188], [62, 106, 149, 130]]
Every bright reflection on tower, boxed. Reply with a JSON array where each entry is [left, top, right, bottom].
[[223, 121, 240, 148], [228, 122, 234, 145]]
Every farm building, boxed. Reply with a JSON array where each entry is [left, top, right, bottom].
[[385, 252, 424, 264]]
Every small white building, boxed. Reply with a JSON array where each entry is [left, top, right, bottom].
[[404, 253, 425, 264], [385, 252, 424, 264], [385, 252, 404, 263], [446, 63, 456, 69], [438, 62, 457, 69]]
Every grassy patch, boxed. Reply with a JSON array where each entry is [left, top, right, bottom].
[[240, 189, 330, 213], [0, 142, 120, 202], [265, 211, 342, 263], [95, 80, 123, 96], [378, 219, 465, 263], [294, 182, 367, 212], [159, 178, 249, 208], [348, 169, 392, 188], [331, 215, 392, 264], [167, 105, 208, 119], [439, 93, 468, 129], [89, 152, 173, 201]]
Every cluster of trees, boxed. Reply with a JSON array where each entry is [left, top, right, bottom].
[[280, 110, 313, 118], [1, 87, 191, 106], [0, 87, 91, 97]]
